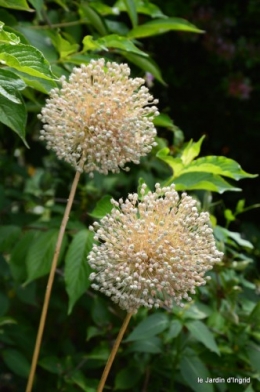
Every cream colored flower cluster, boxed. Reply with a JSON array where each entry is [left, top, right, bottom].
[[88, 183, 223, 312], [38, 59, 159, 176]]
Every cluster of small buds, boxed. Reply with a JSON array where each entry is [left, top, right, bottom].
[[38, 58, 159, 176], [88, 183, 223, 312]]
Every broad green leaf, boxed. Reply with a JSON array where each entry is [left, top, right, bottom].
[[115, 0, 167, 19], [215, 226, 253, 249], [247, 342, 260, 372], [10, 231, 37, 282], [0, 316, 16, 326], [122, 52, 165, 84], [82, 35, 106, 52], [68, 370, 94, 391], [0, 21, 20, 44], [181, 136, 205, 165], [0, 68, 26, 103], [126, 313, 168, 341], [64, 229, 94, 314], [115, 366, 141, 390], [25, 229, 68, 284], [248, 302, 260, 325], [157, 148, 184, 177], [0, 43, 55, 80], [0, 92, 27, 145], [90, 2, 119, 16], [182, 303, 212, 320], [49, 32, 79, 58], [164, 319, 182, 342], [0, 0, 32, 11], [97, 34, 148, 57], [153, 113, 175, 130], [79, 4, 108, 36], [128, 17, 204, 39], [0, 225, 21, 252], [169, 172, 241, 193], [123, 0, 137, 27], [181, 156, 257, 180], [28, 0, 44, 14], [186, 320, 220, 355], [13, 70, 58, 93], [180, 352, 213, 392], [127, 336, 162, 353], [89, 195, 113, 219], [38, 356, 62, 375], [2, 349, 30, 378]]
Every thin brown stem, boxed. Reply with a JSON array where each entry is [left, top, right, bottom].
[[97, 312, 133, 392], [26, 170, 81, 392]]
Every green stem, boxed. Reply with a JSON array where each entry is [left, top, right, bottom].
[[26, 170, 81, 392]]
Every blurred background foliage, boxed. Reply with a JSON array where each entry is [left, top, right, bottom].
[[0, 0, 259, 391]]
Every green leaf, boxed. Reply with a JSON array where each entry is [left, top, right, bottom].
[[0, 68, 26, 103], [0, 43, 55, 80], [248, 302, 260, 325], [25, 229, 68, 284], [180, 352, 213, 392], [49, 32, 79, 58], [215, 226, 254, 249], [79, 4, 107, 36], [153, 113, 175, 130], [180, 156, 258, 180], [97, 34, 148, 57], [247, 342, 260, 372], [0, 91, 27, 145], [0, 225, 21, 252], [164, 319, 182, 342], [128, 336, 162, 353], [10, 231, 37, 282], [0, 316, 17, 327], [2, 349, 30, 378], [122, 52, 166, 84], [13, 70, 58, 93], [89, 195, 113, 219], [128, 17, 204, 39], [126, 313, 168, 341], [123, 0, 137, 27], [82, 35, 106, 52], [185, 320, 220, 355], [115, 0, 167, 19], [115, 366, 141, 390], [170, 172, 241, 193], [181, 136, 205, 165], [0, 0, 32, 11], [0, 21, 20, 44], [38, 356, 63, 375], [64, 229, 94, 314]]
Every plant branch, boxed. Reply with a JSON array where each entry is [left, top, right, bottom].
[[26, 170, 81, 392], [97, 312, 133, 392]]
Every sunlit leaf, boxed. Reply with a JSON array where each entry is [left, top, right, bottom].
[[0, 43, 55, 80], [0, 0, 32, 11], [0, 21, 20, 44], [128, 17, 204, 39]]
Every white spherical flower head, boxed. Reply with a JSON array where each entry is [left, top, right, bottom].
[[38, 59, 159, 176], [88, 183, 223, 312]]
